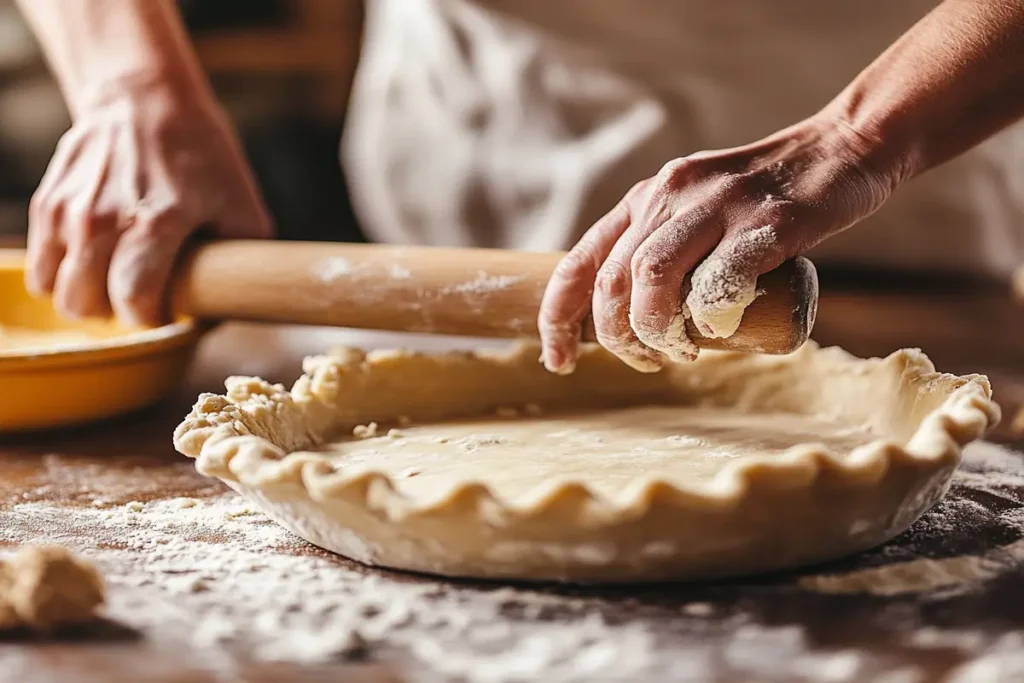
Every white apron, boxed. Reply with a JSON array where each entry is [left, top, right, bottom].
[[342, 0, 1024, 278]]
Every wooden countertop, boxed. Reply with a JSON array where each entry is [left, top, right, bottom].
[[3, 279, 1024, 682]]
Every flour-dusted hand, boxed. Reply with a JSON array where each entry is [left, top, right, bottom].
[[14, 0, 273, 327], [538, 116, 895, 373], [540, 0, 1024, 375], [26, 88, 272, 326]]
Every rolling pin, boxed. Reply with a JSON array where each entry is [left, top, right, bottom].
[[172, 241, 818, 354]]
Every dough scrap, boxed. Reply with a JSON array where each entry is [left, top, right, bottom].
[[0, 546, 106, 632], [174, 342, 999, 583]]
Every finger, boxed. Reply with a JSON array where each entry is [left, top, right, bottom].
[[108, 211, 190, 328], [538, 200, 631, 374], [33, 129, 88, 204], [686, 224, 789, 339], [51, 129, 123, 319], [24, 201, 66, 297], [52, 216, 119, 320], [628, 215, 722, 362], [592, 255, 665, 372], [24, 134, 88, 296], [590, 184, 683, 372]]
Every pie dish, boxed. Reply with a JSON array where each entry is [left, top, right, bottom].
[[0, 249, 200, 432], [173, 342, 998, 583]]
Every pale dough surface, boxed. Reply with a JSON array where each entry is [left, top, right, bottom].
[[323, 407, 877, 502], [175, 342, 999, 582]]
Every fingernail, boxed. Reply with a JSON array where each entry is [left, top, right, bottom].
[[551, 360, 576, 375], [542, 350, 568, 375], [619, 346, 665, 374]]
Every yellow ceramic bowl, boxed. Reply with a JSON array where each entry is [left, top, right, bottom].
[[0, 249, 202, 432]]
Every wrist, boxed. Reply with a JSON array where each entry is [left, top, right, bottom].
[[19, 0, 216, 120], [71, 70, 221, 123], [813, 94, 918, 197]]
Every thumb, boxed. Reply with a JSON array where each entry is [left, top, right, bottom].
[[686, 225, 789, 339]]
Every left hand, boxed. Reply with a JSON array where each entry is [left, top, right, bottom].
[[537, 113, 901, 374]]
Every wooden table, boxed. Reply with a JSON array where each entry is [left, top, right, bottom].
[[3, 280, 1024, 682]]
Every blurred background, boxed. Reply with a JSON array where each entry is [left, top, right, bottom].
[[0, 0, 365, 242]]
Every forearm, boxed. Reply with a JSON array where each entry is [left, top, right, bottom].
[[15, 0, 215, 118], [825, 0, 1024, 183]]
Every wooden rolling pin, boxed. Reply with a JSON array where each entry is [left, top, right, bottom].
[[172, 241, 818, 354]]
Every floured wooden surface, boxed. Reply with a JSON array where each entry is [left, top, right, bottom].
[[1, 319, 1024, 681], [3, 420, 1024, 682]]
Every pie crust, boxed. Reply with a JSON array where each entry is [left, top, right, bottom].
[[173, 342, 999, 583]]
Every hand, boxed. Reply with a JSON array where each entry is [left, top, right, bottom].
[[538, 115, 899, 374], [26, 84, 272, 326]]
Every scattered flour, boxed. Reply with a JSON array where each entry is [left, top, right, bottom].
[[454, 435, 509, 452], [665, 435, 709, 448], [0, 493, 660, 681], [314, 257, 363, 283], [799, 538, 1024, 596], [4, 442, 1024, 680], [947, 632, 1024, 682], [388, 264, 413, 279], [445, 272, 525, 296]]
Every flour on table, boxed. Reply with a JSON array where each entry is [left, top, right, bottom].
[[0, 494, 660, 681], [5, 440, 1024, 681], [799, 538, 1024, 597]]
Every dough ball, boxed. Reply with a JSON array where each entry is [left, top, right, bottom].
[[0, 546, 106, 632]]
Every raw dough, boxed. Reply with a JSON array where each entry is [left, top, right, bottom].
[[0, 546, 106, 632], [320, 407, 877, 502], [174, 342, 998, 583]]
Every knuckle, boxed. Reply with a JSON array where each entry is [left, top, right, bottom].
[[594, 260, 631, 299], [132, 209, 181, 241], [551, 245, 598, 284], [623, 179, 650, 204], [29, 193, 60, 230], [28, 191, 50, 219], [714, 172, 750, 198], [656, 157, 701, 188], [631, 248, 678, 288]]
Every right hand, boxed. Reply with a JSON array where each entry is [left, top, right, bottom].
[[538, 114, 897, 374], [26, 85, 273, 326]]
